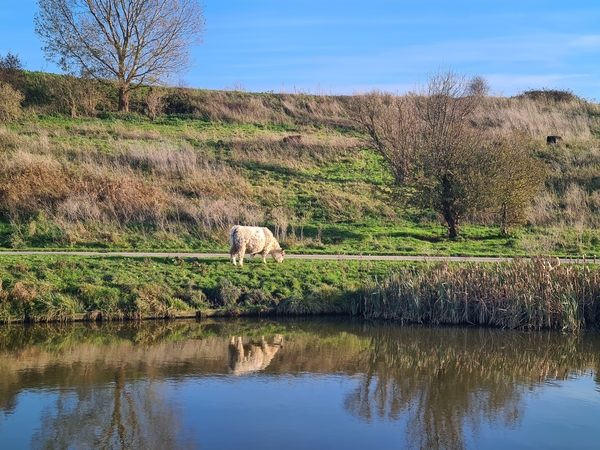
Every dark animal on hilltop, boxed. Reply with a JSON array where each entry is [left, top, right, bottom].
[[229, 225, 285, 267]]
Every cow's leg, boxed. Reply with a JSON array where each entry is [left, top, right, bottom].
[[231, 250, 237, 265], [261, 251, 268, 264], [239, 244, 246, 267]]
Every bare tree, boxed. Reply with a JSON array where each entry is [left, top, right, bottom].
[[35, 0, 206, 112], [348, 70, 502, 238], [411, 69, 491, 238], [347, 90, 418, 184], [467, 75, 490, 96]]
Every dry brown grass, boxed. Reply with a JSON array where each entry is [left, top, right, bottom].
[[0, 129, 268, 240], [0, 151, 72, 213], [357, 258, 600, 331], [166, 89, 352, 127], [227, 133, 358, 170], [3, 89, 600, 245], [474, 97, 599, 142], [0, 126, 26, 149], [0, 83, 24, 122]]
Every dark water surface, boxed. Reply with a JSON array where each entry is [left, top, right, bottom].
[[1, 318, 599, 449]]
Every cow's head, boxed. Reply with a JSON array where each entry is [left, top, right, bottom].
[[272, 248, 285, 263]]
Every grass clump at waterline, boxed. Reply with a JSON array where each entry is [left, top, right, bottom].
[[1, 255, 600, 331]]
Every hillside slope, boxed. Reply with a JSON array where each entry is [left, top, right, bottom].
[[1, 74, 600, 257]]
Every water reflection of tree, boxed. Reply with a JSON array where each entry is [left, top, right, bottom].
[[343, 327, 598, 450], [29, 364, 197, 450], [2, 319, 600, 449]]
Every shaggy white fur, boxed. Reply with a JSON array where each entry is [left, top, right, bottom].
[[229, 225, 285, 266]]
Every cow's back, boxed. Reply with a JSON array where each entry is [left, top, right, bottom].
[[230, 226, 267, 253]]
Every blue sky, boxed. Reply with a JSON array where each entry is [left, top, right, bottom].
[[2, 0, 600, 98]]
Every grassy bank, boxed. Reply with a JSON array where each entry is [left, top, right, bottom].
[[0, 254, 599, 331], [0, 254, 389, 322]]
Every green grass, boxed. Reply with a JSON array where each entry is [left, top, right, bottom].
[[0, 254, 394, 322]]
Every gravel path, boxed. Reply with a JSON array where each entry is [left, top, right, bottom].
[[0, 251, 594, 264]]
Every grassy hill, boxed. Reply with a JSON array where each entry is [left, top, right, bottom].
[[1, 72, 600, 257]]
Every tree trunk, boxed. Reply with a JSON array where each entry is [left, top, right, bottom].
[[440, 174, 460, 238], [444, 211, 459, 239], [118, 86, 129, 112]]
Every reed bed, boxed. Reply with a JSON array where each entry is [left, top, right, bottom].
[[354, 258, 600, 331]]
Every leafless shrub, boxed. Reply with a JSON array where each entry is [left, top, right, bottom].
[[272, 208, 290, 242], [225, 81, 247, 92], [467, 75, 490, 96], [49, 75, 104, 117], [0, 52, 25, 88], [347, 90, 419, 184], [145, 87, 167, 121]]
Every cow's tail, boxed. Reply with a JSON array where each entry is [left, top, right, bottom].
[[230, 225, 238, 248]]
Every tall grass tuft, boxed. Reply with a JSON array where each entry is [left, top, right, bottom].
[[278, 285, 350, 315], [353, 259, 600, 331]]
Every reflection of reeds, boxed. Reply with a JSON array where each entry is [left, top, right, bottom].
[[354, 259, 600, 331]]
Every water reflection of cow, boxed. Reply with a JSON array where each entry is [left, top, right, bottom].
[[228, 335, 284, 375]]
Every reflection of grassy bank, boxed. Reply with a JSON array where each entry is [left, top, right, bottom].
[[2, 318, 598, 382], [1, 320, 599, 417], [1, 255, 600, 330], [2, 319, 598, 450]]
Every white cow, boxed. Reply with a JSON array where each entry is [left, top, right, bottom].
[[229, 225, 285, 267]]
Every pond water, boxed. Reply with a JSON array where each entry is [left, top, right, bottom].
[[0, 318, 599, 449]]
